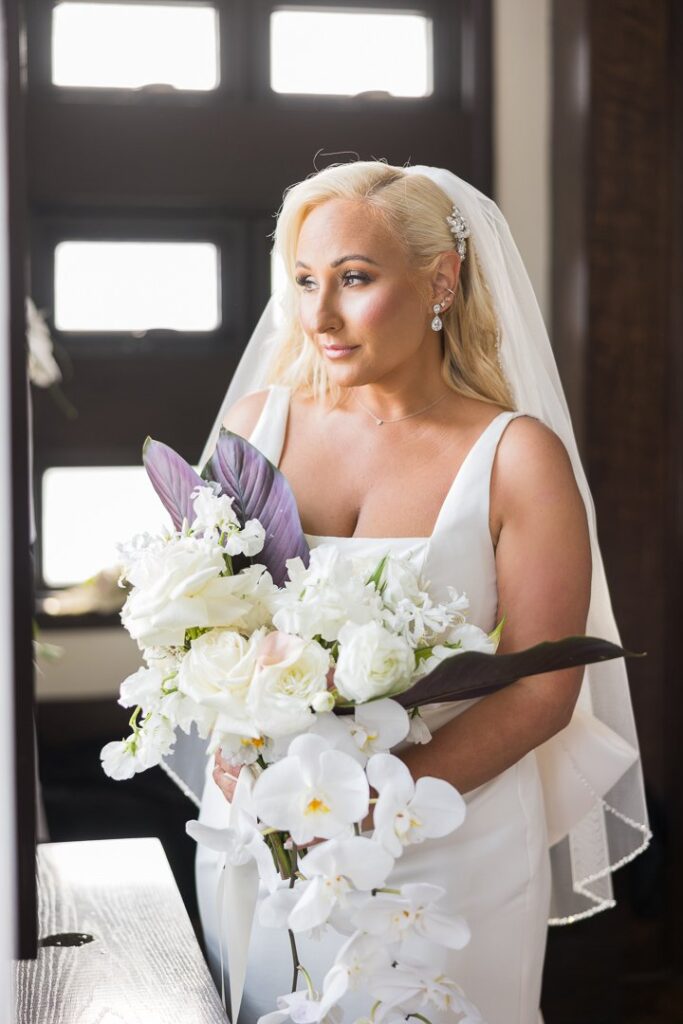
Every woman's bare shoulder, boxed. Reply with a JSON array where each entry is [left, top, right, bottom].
[[221, 388, 271, 437], [493, 414, 583, 516]]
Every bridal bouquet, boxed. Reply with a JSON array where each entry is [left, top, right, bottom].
[[101, 426, 635, 1024]]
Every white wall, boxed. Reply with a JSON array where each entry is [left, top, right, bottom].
[[493, 0, 551, 326]]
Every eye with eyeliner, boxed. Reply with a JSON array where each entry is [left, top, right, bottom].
[[294, 270, 371, 290]]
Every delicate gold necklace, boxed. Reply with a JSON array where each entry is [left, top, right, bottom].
[[352, 390, 450, 426]]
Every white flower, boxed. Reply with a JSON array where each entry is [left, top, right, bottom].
[[330, 931, 392, 996], [334, 621, 414, 702], [367, 753, 466, 857], [370, 961, 483, 1021], [284, 836, 394, 933], [350, 882, 470, 950], [177, 627, 265, 736], [252, 733, 369, 845], [348, 699, 410, 756], [226, 518, 266, 557], [257, 979, 345, 1024], [118, 664, 166, 715], [246, 631, 331, 738], [186, 771, 279, 893], [415, 622, 496, 677], [135, 713, 175, 768], [209, 729, 270, 764], [26, 296, 62, 387], [120, 533, 253, 648], [406, 709, 432, 744], [229, 564, 279, 633], [190, 484, 240, 534], [100, 738, 139, 779], [272, 546, 383, 643]]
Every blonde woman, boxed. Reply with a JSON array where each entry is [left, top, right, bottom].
[[169, 162, 650, 1024]]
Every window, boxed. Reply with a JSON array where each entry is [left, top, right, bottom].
[[269, 9, 432, 97], [41, 466, 172, 587], [52, 2, 220, 91], [54, 240, 221, 333]]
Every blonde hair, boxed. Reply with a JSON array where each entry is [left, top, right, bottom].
[[266, 160, 515, 411]]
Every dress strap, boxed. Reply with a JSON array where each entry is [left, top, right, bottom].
[[431, 409, 533, 542], [247, 384, 291, 466]]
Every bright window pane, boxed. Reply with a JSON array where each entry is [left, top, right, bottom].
[[270, 10, 432, 97], [42, 467, 173, 587], [52, 2, 219, 90], [54, 241, 220, 332]]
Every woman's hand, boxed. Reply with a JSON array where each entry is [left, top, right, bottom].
[[212, 748, 243, 803]]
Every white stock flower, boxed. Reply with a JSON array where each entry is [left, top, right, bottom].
[[135, 713, 175, 768], [334, 621, 414, 702], [120, 533, 253, 648], [415, 622, 497, 678], [272, 545, 383, 643], [284, 836, 395, 933], [367, 753, 466, 857], [177, 626, 265, 736], [229, 564, 279, 633], [252, 733, 369, 845], [350, 882, 470, 950], [246, 631, 331, 738], [226, 518, 266, 557], [190, 484, 240, 534], [100, 738, 139, 779], [118, 664, 166, 715]]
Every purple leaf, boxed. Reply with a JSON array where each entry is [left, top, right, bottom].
[[202, 429, 310, 585], [142, 436, 205, 532], [393, 635, 643, 709]]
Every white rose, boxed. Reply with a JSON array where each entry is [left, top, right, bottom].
[[120, 533, 253, 648], [177, 627, 266, 736], [247, 631, 331, 737], [334, 621, 415, 702]]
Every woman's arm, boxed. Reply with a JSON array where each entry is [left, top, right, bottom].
[[399, 416, 593, 796]]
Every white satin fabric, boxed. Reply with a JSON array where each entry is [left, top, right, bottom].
[[194, 384, 582, 1024]]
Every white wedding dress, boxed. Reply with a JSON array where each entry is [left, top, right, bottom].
[[195, 384, 552, 1024]]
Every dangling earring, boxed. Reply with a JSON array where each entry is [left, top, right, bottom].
[[431, 303, 444, 332]]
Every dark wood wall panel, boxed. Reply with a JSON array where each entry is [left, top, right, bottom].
[[549, 0, 682, 1016]]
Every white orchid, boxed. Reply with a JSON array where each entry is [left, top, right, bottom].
[[285, 836, 395, 933], [252, 733, 369, 845], [350, 882, 470, 951], [347, 699, 410, 758], [406, 708, 432, 745], [367, 753, 466, 857], [257, 973, 346, 1024], [370, 961, 483, 1022], [186, 773, 280, 893], [334, 621, 415, 702]]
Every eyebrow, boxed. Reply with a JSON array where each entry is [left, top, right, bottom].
[[295, 253, 381, 269]]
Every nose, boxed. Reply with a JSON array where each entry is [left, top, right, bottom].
[[310, 286, 342, 336]]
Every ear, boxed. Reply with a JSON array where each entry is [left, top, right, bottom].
[[430, 252, 461, 310]]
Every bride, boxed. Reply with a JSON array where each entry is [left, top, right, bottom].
[[164, 162, 651, 1024]]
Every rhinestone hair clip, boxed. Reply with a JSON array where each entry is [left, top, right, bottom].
[[446, 204, 471, 261]]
